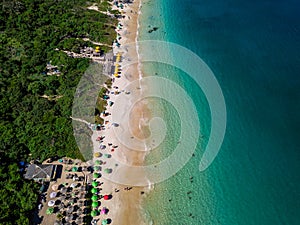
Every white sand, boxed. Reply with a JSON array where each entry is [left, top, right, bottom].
[[90, 1, 152, 224]]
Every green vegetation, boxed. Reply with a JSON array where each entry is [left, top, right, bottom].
[[95, 86, 108, 124], [0, 0, 117, 224]]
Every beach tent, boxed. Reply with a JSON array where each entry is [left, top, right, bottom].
[[92, 201, 99, 208], [92, 181, 98, 187], [91, 188, 97, 194], [91, 210, 98, 217], [46, 207, 54, 214], [91, 195, 98, 201], [48, 200, 55, 207]]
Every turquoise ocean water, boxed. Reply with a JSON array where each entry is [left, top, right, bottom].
[[138, 0, 300, 224]]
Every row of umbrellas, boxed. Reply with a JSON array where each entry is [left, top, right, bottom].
[[94, 166, 113, 173], [90, 208, 108, 216]]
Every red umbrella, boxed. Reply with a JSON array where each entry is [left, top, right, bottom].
[[103, 195, 110, 200]]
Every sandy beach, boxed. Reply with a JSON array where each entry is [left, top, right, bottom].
[[91, 0, 152, 224]]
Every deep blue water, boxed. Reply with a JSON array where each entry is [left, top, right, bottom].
[[141, 0, 300, 224]]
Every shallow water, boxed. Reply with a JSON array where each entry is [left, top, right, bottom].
[[138, 0, 300, 224]]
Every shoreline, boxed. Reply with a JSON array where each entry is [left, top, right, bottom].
[[91, 0, 152, 224]]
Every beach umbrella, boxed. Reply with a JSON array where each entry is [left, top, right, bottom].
[[72, 167, 78, 172], [46, 207, 54, 214], [79, 192, 85, 199], [103, 195, 110, 200], [59, 195, 66, 202], [99, 144, 106, 149], [75, 217, 83, 224], [58, 203, 64, 210], [95, 160, 102, 165], [77, 207, 83, 213], [50, 192, 57, 198], [104, 154, 111, 158], [92, 201, 99, 208], [91, 195, 98, 201], [59, 194, 66, 200], [65, 215, 73, 222], [104, 168, 112, 174], [80, 186, 86, 191], [102, 219, 108, 225], [93, 173, 100, 178], [92, 181, 98, 187], [100, 208, 107, 215], [70, 183, 77, 188], [52, 184, 58, 191], [91, 210, 98, 217], [61, 187, 67, 193], [94, 166, 101, 171], [94, 152, 102, 157], [48, 200, 55, 207], [91, 188, 97, 194], [67, 206, 74, 213]]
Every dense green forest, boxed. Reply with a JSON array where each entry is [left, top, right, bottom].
[[0, 0, 117, 224]]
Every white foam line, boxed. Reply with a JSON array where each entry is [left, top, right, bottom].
[[136, 0, 143, 82]]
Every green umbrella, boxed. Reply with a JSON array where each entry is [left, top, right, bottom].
[[46, 207, 54, 214], [104, 168, 112, 174], [102, 219, 108, 225], [93, 173, 99, 178], [91, 210, 97, 217], [72, 167, 78, 172], [95, 160, 101, 165], [92, 201, 99, 208], [92, 181, 98, 187], [91, 195, 98, 201], [94, 166, 100, 171], [91, 188, 97, 194]]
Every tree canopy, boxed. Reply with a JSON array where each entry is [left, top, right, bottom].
[[0, 0, 117, 223]]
